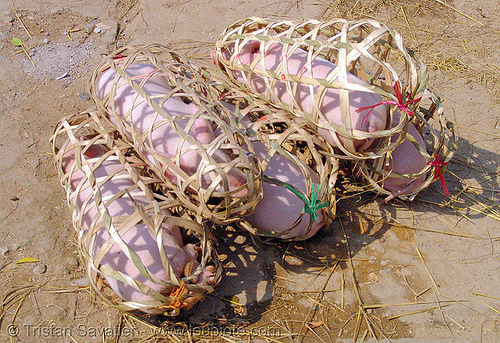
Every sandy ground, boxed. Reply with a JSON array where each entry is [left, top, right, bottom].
[[0, 0, 499, 342]]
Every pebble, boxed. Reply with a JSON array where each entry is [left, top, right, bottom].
[[70, 276, 89, 286], [0, 246, 9, 256], [94, 27, 102, 34], [78, 92, 91, 101], [33, 264, 47, 274], [62, 256, 79, 269], [45, 32, 50, 36], [43, 38, 50, 44]]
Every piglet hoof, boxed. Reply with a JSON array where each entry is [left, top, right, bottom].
[[200, 265, 217, 285], [181, 296, 202, 311]]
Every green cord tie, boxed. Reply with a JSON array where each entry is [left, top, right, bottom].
[[263, 175, 328, 222], [294, 183, 329, 222]]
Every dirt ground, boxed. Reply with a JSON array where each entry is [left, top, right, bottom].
[[0, 0, 499, 342]]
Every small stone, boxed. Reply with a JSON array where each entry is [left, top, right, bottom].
[[33, 264, 47, 274], [78, 93, 91, 101], [45, 32, 50, 36], [43, 38, 50, 44], [381, 260, 387, 266], [117, 42, 124, 48], [93, 27, 102, 34], [62, 256, 79, 269], [70, 276, 89, 286], [379, 268, 391, 275], [0, 246, 9, 256]]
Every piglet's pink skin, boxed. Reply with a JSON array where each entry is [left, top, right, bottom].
[[215, 42, 387, 152], [375, 112, 427, 201], [245, 141, 324, 240], [96, 63, 248, 197], [60, 141, 214, 313]]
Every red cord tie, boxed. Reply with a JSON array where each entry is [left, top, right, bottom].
[[112, 53, 124, 62], [356, 82, 422, 126], [427, 154, 450, 196], [101, 54, 125, 73]]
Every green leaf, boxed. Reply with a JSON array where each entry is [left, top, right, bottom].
[[11, 38, 23, 47]]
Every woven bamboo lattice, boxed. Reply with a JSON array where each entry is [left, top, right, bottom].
[[50, 110, 222, 315], [216, 87, 339, 240], [213, 17, 455, 200], [89, 44, 262, 225], [213, 17, 429, 159]]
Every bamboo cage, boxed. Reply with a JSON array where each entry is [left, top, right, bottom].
[[213, 17, 455, 201], [89, 44, 263, 224], [50, 110, 222, 315]]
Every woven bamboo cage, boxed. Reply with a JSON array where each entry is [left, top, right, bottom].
[[214, 17, 455, 201], [213, 16, 428, 160], [89, 44, 262, 225], [50, 110, 222, 315], [210, 82, 339, 240]]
